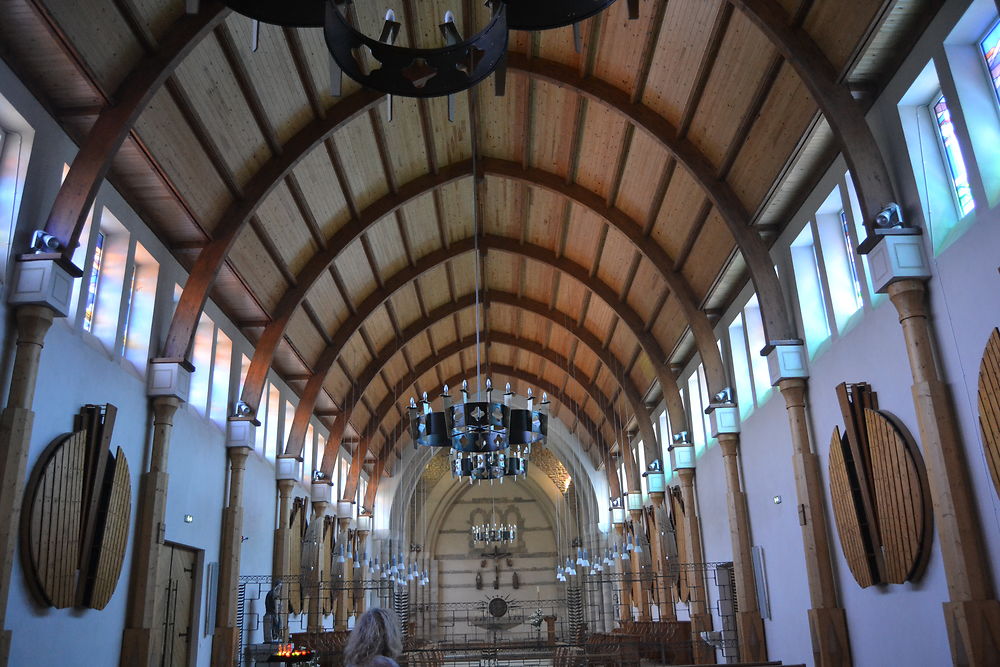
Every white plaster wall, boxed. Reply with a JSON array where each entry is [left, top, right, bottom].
[[692, 3, 1000, 665], [0, 51, 291, 667]]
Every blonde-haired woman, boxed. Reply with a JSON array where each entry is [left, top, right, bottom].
[[344, 608, 404, 667]]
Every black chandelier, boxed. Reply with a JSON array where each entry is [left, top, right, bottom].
[[409, 379, 547, 454], [471, 521, 517, 545], [453, 449, 528, 482], [219, 0, 637, 98]]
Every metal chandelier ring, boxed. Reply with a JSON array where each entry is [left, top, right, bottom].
[[324, 0, 509, 98]]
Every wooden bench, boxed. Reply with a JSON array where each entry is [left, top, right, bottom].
[[614, 620, 693, 664]]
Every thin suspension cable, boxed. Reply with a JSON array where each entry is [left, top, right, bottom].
[[472, 123, 482, 399]]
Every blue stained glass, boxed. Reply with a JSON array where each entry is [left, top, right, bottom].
[[981, 20, 1000, 106], [82, 232, 105, 332], [932, 95, 975, 216]]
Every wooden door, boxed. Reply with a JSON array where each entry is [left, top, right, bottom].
[[153, 544, 198, 667]]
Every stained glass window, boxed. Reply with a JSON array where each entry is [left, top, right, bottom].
[[932, 95, 975, 216], [839, 210, 863, 310], [82, 231, 105, 332], [981, 20, 1000, 106]]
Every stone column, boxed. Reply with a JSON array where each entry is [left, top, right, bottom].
[[308, 480, 332, 633], [0, 258, 73, 664], [675, 460, 714, 665], [211, 418, 254, 667], [121, 359, 190, 665], [709, 404, 767, 663], [866, 234, 1000, 664], [769, 342, 850, 667]]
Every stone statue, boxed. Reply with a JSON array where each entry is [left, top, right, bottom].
[[263, 581, 284, 643]]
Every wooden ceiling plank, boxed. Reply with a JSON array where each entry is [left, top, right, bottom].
[[214, 20, 281, 155], [283, 26, 326, 120], [40, 3, 226, 253], [678, 3, 734, 138]]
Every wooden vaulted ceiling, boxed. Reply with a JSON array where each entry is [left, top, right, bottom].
[[0, 0, 936, 470]]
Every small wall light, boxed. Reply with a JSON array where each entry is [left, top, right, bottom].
[[183, 514, 194, 523], [772, 496, 782, 505]]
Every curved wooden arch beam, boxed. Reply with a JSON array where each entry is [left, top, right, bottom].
[[284, 236, 676, 493], [157, 88, 384, 362], [237, 162, 469, 414], [239, 161, 718, 422], [305, 291, 641, 463], [162, 55, 779, 387], [508, 53, 795, 344], [485, 159, 730, 397], [728, 0, 896, 229], [42, 4, 229, 257], [301, 289, 672, 506]]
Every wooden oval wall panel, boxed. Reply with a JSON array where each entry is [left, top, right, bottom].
[[828, 426, 876, 588], [828, 383, 931, 588], [978, 328, 1000, 500], [865, 408, 930, 584], [20, 405, 131, 610]]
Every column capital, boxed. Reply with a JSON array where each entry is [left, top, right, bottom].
[[767, 342, 808, 386], [8, 257, 78, 317], [671, 442, 696, 471], [867, 233, 930, 293], [717, 432, 740, 458], [311, 479, 333, 504], [707, 404, 740, 437], [147, 360, 191, 402], [336, 501, 354, 519], [151, 395, 182, 424], [226, 417, 257, 449], [275, 456, 301, 481]]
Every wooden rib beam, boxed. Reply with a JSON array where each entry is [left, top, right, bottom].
[[728, 0, 897, 235], [507, 52, 795, 343], [282, 235, 673, 496], [300, 291, 661, 502], [237, 161, 718, 455], [42, 3, 228, 258], [238, 162, 469, 415], [158, 56, 780, 396], [158, 89, 383, 362]]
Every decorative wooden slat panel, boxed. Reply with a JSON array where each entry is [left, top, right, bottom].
[[828, 383, 931, 588], [24, 431, 85, 608], [288, 497, 307, 614], [21, 405, 131, 610], [978, 328, 1000, 501], [90, 448, 132, 610], [669, 487, 690, 604], [828, 426, 875, 589], [322, 517, 335, 615], [865, 408, 929, 584]]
